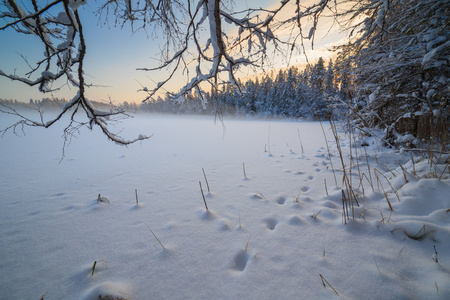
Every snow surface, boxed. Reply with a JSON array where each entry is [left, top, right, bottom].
[[0, 113, 449, 300]]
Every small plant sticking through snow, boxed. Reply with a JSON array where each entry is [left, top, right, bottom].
[[145, 224, 166, 251], [91, 260, 108, 276], [97, 194, 110, 203], [199, 181, 209, 210], [432, 245, 439, 263]]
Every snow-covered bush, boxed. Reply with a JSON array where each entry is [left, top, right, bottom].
[[336, 0, 449, 148]]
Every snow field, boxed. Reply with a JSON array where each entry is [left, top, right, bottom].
[[0, 113, 449, 299]]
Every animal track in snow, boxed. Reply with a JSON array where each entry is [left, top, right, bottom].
[[264, 218, 278, 230], [231, 250, 249, 272], [60, 205, 78, 213], [287, 215, 306, 226], [307, 175, 314, 180], [301, 186, 310, 192], [276, 196, 287, 205], [322, 200, 340, 209]]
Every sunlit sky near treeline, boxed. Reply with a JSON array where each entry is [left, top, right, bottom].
[[0, 0, 346, 104]]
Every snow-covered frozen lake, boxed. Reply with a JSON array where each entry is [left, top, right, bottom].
[[0, 113, 449, 299]]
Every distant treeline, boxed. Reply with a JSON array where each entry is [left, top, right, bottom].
[[0, 97, 115, 112], [140, 57, 346, 119], [1, 57, 346, 120]]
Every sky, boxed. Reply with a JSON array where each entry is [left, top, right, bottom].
[[0, 0, 347, 104]]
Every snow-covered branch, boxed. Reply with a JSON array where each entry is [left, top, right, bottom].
[[1, 0, 151, 147]]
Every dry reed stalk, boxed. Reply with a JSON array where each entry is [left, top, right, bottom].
[[146, 224, 166, 250], [317, 115, 337, 185], [329, 117, 346, 179], [373, 257, 381, 273], [383, 191, 393, 211], [135, 189, 139, 204], [199, 181, 208, 210], [341, 190, 348, 224], [297, 129, 305, 156], [202, 168, 210, 193], [376, 171, 382, 193], [391, 225, 433, 240], [439, 161, 449, 180], [311, 210, 321, 219], [243, 162, 247, 179], [383, 164, 397, 178], [362, 173, 374, 192], [352, 135, 363, 190], [399, 165, 410, 183], [245, 236, 251, 252], [239, 211, 242, 228], [432, 245, 438, 263], [328, 115, 360, 209], [352, 136, 370, 200], [343, 177, 355, 219], [374, 168, 401, 202], [256, 192, 268, 201], [410, 152, 417, 175], [91, 259, 108, 276], [91, 261, 97, 276], [363, 146, 374, 190], [427, 155, 449, 178], [374, 169, 394, 211], [359, 176, 366, 201], [319, 274, 339, 296], [343, 172, 359, 207], [348, 124, 354, 189]]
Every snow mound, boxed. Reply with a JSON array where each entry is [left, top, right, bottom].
[[394, 179, 450, 216]]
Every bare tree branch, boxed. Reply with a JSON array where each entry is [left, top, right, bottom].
[[1, 0, 151, 149]]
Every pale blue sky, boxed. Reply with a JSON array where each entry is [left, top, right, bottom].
[[1, 1, 164, 103], [0, 0, 344, 104]]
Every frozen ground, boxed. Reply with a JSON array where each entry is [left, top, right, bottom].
[[0, 113, 449, 300]]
